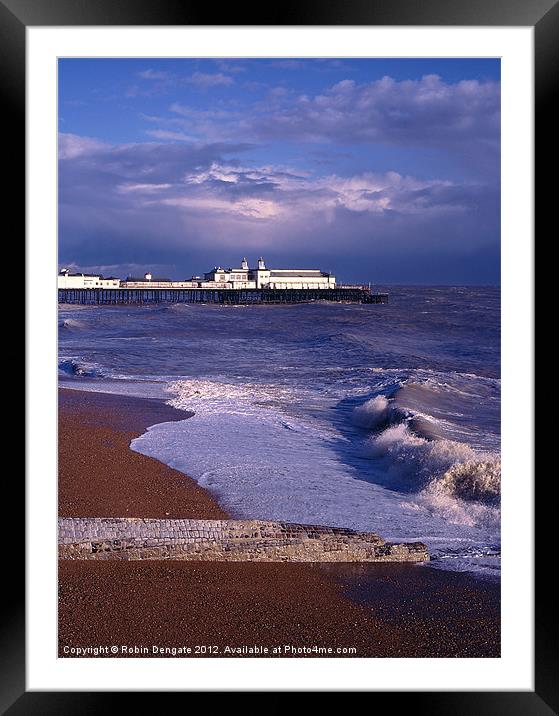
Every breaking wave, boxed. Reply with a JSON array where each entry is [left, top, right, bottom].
[[352, 382, 500, 526], [58, 359, 104, 378], [351, 395, 393, 429], [438, 458, 501, 504], [59, 318, 86, 331]]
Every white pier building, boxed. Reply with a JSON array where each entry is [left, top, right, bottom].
[[202, 258, 336, 290], [57, 269, 120, 289], [59, 258, 336, 291]]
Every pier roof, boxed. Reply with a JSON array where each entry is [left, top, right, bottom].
[[125, 276, 171, 282], [268, 270, 327, 277]]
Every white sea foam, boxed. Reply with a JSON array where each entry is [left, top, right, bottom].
[[166, 378, 299, 416], [131, 400, 444, 537], [129, 375, 500, 576], [59, 317, 87, 331]]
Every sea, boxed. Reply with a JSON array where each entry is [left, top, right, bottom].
[[58, 285, 501, 579]]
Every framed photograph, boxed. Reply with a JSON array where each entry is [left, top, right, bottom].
[[8, 0, 549, 707]]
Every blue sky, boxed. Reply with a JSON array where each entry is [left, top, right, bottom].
[[58, 58, 500, 284]]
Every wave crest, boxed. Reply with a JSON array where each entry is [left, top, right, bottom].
[[351, 395, 392, 429], [353, 389, 500, 521], [58, 359, 103, 378], [59, 318, 86, 330], [438, 458, 501, 504]]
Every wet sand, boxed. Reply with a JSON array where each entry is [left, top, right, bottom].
[[58, 388, 228, 519], [58, 387, 500, 658]]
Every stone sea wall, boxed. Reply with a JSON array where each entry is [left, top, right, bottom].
[[58, 517, 429, 563]]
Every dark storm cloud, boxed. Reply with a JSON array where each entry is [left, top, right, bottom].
[[58, 133, 499, 283]]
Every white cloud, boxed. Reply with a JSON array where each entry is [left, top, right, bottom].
[[116, 183, 173, 193], [139, 160, 469, 222], [252, 74, 500, 148], [58, 133, 108, 159], [138, 69, 170, 80], [159, 195, 282, 219], [145, 129, 197, 142], [186, 72, 235, 88]]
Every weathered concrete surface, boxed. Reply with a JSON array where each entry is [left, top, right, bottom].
[[58, 517, 429, 563]]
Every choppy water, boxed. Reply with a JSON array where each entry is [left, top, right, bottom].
[[59, 286, 500, 578]]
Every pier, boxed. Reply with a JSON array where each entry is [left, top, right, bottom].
[[58, 286, 388, 305]]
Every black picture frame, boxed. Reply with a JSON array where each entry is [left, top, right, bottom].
[[7, 0, 547, 709]]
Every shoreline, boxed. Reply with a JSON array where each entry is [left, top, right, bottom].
[[58, 386, 500, 658], [58, 387, 229, 519]]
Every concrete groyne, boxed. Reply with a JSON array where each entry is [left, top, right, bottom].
[[58, 517, 429, 563]]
